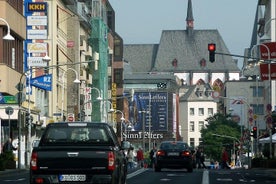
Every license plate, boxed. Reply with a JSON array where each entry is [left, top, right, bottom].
[[59, 174, 86, 181], [168, 152, 179, 156]]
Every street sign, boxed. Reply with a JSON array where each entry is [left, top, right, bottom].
[[5, 107, 14, 115], [259, 42, 276, 60], [259, 63, 276, 80]]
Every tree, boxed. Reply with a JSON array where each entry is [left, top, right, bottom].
[[200, 113, 241, 162]]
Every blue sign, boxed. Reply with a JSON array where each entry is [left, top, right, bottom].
[[125, 92, 168, 131], [30, 74, 52, 91], [0, 93, 5, 103]]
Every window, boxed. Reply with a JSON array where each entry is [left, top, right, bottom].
[[252, 104, 264, 115], [253, 87, 264, 97], [114, 69, 123, 88], [199, 108, 204, 116], [198, 121, 204, 131], [199, 138, 203, 145], [208, 108, 213, 116], [190, 108, 194, 115], [190, 138, 195, 148], [190, 121, 195, 132]]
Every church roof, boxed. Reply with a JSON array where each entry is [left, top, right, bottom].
[[124, 29, 240, 73], [123, 0, 240, 75]]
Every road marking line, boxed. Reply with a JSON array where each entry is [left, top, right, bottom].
[[202, 170, 209, 184]]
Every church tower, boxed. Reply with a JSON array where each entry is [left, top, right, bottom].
[[186, 0, 194, 36]]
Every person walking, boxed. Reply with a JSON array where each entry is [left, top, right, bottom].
[[221, 147, 230, 169], [126, 147, 134, 170], [150, 146, 157, 168], [195, 148, 202, 169], [136, 147, 144, 168], [200, 148, 207, 169], [3, 138, 17, 153]]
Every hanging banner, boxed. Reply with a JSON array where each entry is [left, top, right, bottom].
[[259, 63, 276, 80], [124, 92, 168, 131]]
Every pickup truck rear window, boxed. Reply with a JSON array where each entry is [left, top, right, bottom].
[[40, 125, 113, 145]]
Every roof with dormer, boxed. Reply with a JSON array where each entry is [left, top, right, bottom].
[[123, 0, 240, 75]]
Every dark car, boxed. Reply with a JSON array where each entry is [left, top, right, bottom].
[[30, 122, 129, 184], [154, 141, 193, 172]]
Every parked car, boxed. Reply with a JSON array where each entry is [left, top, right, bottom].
[[154, 141, 193, 172]]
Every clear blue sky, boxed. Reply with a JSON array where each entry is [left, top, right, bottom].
[[109, 0, 258, 68]]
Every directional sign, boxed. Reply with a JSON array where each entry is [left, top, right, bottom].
[[30, 74, 52, 91]]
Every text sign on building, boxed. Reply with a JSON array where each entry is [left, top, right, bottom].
[[259, 42, 276, 60], [27, 16, 47, 26], [125, 92, 168, 131], [27, 30, 48, 40], [259, 63, 276, 80], [30, 74, 52, 91], [27, 2, 47, 12], [28, 43, 48, 53], [28, 57, 47, 67]]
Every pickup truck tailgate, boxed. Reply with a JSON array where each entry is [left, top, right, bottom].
[[35, 147, 112, 171]]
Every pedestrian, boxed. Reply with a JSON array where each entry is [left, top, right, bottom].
[[221, 147, 230, 169], [3, 138, 17, 153], [195, 148, 202, 169], [126, 147, 134, 170], [200, 148, 207, 169], [150, 146, 157, 168], [136, 147, 144, 168]]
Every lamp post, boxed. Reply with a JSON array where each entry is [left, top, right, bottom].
[[139, 109, 149, 151], [61, 68, 81, 120], [251, 43, 274, 158], [114, 110, 125, 141], [0, 18, 14, 40], [104, 100, 114, 123], [26, 43, 51, 166]]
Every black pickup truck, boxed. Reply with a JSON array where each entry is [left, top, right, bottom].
[[30, 122, 129, 184]]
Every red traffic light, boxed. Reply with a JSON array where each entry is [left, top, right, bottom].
[[253, 126, 257, 131], [208, 43, 216, 51]]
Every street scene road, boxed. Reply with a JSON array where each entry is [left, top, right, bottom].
[[0, 168, 275, 184]]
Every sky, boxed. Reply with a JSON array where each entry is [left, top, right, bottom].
[[108, 0, 259, 68]]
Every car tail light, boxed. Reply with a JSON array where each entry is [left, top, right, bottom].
[[31, 152, 38, 171], [35, 178, 44, 183], [157, 150, 165, 156], [181, 151, 191, 157], [108, 151, 115, 171]]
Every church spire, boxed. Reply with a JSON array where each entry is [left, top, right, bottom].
[[186, 0, 194, 35]]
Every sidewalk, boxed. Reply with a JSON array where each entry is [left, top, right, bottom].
[[0, 168, 27, 175]]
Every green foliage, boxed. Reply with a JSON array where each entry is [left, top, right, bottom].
[[200, 113, 241, 162]]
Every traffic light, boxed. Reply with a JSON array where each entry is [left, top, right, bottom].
[[252, 126, 257, 139], [25, 112, 30, 126], [208, 43, 216, 62]]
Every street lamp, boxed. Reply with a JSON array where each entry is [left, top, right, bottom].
[[103, 100, 114, 123], [139, 109, 149, 151], [61, 68, 81, 120], [0, 18, 14, 40], [251, 43, 274, 158]]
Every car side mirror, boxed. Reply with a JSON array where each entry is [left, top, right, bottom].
[[32, 140, 40, 148]]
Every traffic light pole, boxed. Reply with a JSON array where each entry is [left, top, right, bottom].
[[214, 52, 260, 60]]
